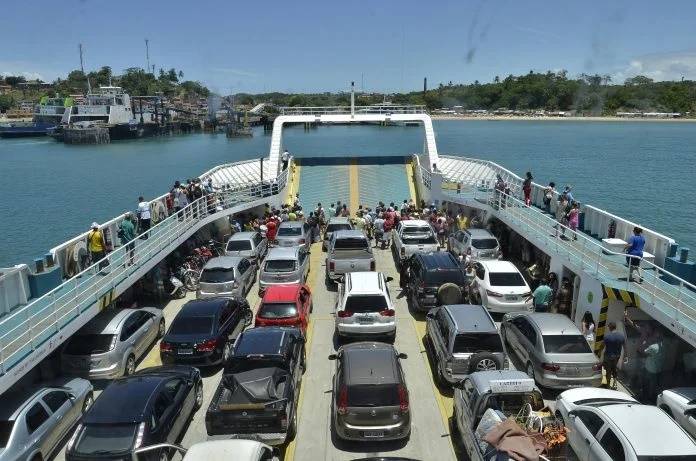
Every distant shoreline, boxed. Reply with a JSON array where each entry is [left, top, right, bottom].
[[430, 114, 696, 122]]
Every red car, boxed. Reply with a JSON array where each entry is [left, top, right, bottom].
[[255, 284, 312, 334]]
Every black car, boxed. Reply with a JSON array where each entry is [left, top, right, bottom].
[[160, 296, 252, 366], [206, 326, 305, 445], [65, 366, 202, 461], [402, 252, 468, 311]]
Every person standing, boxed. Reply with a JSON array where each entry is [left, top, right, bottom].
[[281, 149, 290, 171], [599, 322, 626, 390], [137, 196, 151, 236], [641, 334, 664, 402], [567, 202, 580, 240], [527, 279, 553, 312], [456, 210, 469, 231], [327, 203, 336, 219], [87, 222, 108, 271], [543, 182, 555, 213], [119, 212, 136, 266], [523, 171, 533, 206], [581, 311, 596, 345], [624, 227, 646, 283]]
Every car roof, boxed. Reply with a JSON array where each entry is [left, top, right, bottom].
[[84, 375, 166, 424], [180, 298, 229, 316], [204, 256, 244, 270], [468, 370, 539, 394], [279, 220, 303, 228], [346, 272, 384, 294], [665, 387, 696, 404], [443, 305, 497, 333], [0, 377, 88, 421], [77, 308, 136, 335], [525, 313, 581, 334], [262, 284, 302, 302], [598, 404, 696, 455], [333, 229, 367, 239], [402, 219, 430, 226], [415, 251, 459, 270], [227, 231, 257, 241], [327, 217, 351, 225], [479, 260, 519, 272], [342, 342, 399, 386], [466, 228, 496, 238], [560, 387, 638, 405], [234, 327, 300, 356], [184, 440, 265, 461], [266, 246, 299, 260]]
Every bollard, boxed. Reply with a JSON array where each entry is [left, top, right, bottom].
[[34, 258, 45, 273], [45, 253, 55, 268], [680, 247, 689, 263]]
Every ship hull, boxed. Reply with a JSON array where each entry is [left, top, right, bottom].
[[0, 122, 57, 138], [108, 122, 161, 140]]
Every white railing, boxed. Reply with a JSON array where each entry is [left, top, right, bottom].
[[0, 169, 287, 376], [280, 105, 427, 115]]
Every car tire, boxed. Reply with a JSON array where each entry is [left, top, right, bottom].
[[157, 319, 166, 339], [243, 309, 253, 327], [194, 380, 204, 410], [469, 352, 503, 373], [82, 392, 94, 414], [300, 348, 307, 373], [526, 362, 535, 381], [437, 283, 462, 305], [124, 355, 136, 376]]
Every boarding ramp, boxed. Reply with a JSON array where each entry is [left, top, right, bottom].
[[296, 158, 351, 212], [0, 162, 288, 394], [357, 157, 413, 209]]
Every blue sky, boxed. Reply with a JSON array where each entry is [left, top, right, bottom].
[[2, 0, 696, 94]]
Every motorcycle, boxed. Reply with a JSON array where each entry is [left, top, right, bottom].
[[376, 229, 391, 250], [166, 268, 187, 299]]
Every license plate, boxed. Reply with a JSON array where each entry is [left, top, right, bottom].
[[358, 316, 373, 324], [505, 295, 517, 301], [563, 368, 580, 376], [178, 349, 193, 355], [364, 430, 384, 438]]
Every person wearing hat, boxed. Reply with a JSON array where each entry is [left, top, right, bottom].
[[119, 212, 136, 266], [87, 222, 108, 271]]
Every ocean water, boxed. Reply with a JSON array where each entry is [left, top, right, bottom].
[[1, 120, 694, 268]]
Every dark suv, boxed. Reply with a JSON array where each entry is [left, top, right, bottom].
[[403, 252, 467, 312]]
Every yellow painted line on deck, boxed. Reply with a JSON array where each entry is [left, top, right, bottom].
[[348, 159, 359, 215], [405, 160, 418, 204], [139, 338, 163, 369], [286, 161, 301, 206]]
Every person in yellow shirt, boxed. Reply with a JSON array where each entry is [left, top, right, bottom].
[[456, 211, 469, 231], [87, 222, 108, 271]]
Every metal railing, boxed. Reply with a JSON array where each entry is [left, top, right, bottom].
[[0, 170, 287, 375], [280, 105, 427, 115]]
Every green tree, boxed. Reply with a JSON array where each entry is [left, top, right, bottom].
[[0, 94, 15, 111]]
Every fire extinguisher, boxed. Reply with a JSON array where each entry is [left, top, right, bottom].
[[608, 220, 616, 238]]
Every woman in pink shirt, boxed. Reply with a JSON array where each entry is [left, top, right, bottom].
[[567, 202, 580, 240]]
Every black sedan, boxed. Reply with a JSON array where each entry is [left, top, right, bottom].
[[160, 296, 252, 366], [65, 366, 202, 461]]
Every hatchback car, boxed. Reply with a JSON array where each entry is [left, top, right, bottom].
[[62, 307, 165, 378], [426, 304, 506, 385], [657, 387, 696, 439], [259, 246, 310, 296], [329, 342, 410, 442], [225, 231, 268, 266], [135, 440, 280, 461], [66, 366, 202, 461], [160, 297, 252, 366], [197, 256, 256, 299], [448, 228, 501, 260], [323, 217, 354, 251], [335, 272, 396, 341], [0, 378, 93, 461], [500, 312, 602, 389], [468, 260, 533, 313], [255, 284, 313, 334], [275, 221, 311, 249], [403, 252, 468, 311]]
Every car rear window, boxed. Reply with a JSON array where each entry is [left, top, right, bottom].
[[488, 272, 526, 286], [348, 384, 399, 406], [403, 235, 438, 244], [423, 269, 466, 286], [326, 223, 352, 233], [344, 295, 388, 313], [278, 227, 302, 236], [334, 237, 369, 250], [227, 240, 252, 251], [471, 238, 498, 249], [265, 259, 296, 272], [169, 316, 214, 335], [453, 333, 503, 353], [543, 335, 592, 353], [403, 226, 432, 234], [259, 302, 298, 319], [74, 423, 138, 456], [64, 334, 115, 355], [0, 421, 14, 448], [200, 267, 235, 283]]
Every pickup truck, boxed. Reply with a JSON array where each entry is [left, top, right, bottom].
[[325, 230, 375, 282], [392, 219, 439, 267], [205, 326, 305, 446], [451, 370, 552, 461]]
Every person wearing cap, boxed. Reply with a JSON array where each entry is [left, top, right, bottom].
[[119, 212, 136, 266], [87, 223, 108, 271]]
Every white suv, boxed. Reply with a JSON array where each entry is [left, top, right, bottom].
[[335, 272, 396, 341], [468, 260, 533, 313]]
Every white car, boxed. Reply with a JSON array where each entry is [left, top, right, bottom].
[[335, 272, 395, 341], [555, 387, 696, 460], [134, 440, 279, 461], [657, 387, 696, 439], [468, 260, 533, 313]]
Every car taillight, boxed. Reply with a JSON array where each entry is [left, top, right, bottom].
[[329, 260, 335, 271], [380, 309, 395, 317], [255, 317, 267, 327], [159, 341, 172, 352], [280, 415, 288, 430], [299, 239, 305, 244], [196, 338, 218, 352], [370, 260, 375, 271], [398, 384, 409, 413], [337, 385, 348, 415], [592, 363, 602, 372], [417, 282, 425, 292], [486, 289, 504, 297], [337, 310, 353, 318], [542, 362, 560, 372]]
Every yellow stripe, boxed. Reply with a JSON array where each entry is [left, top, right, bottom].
[[348, 159, 359, 215], [605, 286, 617, 301], [405, 161, 418, 204], [286, 161, 301, 206], [619, 289, 633, 304]]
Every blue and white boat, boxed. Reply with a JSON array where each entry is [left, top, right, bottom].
[[0, 97, 72, 138]]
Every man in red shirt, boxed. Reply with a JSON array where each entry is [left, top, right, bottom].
[[265, 218, 277, 242]]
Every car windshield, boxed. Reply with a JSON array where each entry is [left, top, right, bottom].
[[347, 384, 399, 407], [200, 267, 235, 283], [488, 272, 526, 286], [259, 302, 298, 319], [403, 226, 432, 234], [278, 227, 302, 236], [334, 237, 369, 250], [344, 295, 388, 313], [472, 238, 498, 249], [64, 334, 114, 355], [265, 259, 296, 272], [423, 269, 466, 285], [227, 240, 252, 251], [74, 423, 138, 456], [403, 235, 438, 244], [543, 335, 592, 353], [0, 421, 14, 448], [326, 223, 352, 233], [453, 333, 503, 353], [169, 316, 214, 335], [484, 392, 544, 415]]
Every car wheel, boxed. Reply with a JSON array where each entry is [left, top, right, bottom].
[[82, 392, 94, 413], [300, 348, 307, 373], [243, 309, 253, 327], [470, 353, 501, 372], [222, 342, 233, 362], [124, 355, 136, 376], [157, 319, 166, 339], [194, 380, 204, 409], [526, 362, 535, 381], [31, 455, 42, 461]]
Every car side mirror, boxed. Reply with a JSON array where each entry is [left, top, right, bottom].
[[426, 312, 435, 319], [385, 276, 394, 283], [398, 353, 408, 359], [69, 393, 77, 401], [568, 410, 577, 418], [328, 354, 338, 360]]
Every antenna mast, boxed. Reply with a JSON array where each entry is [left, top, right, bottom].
[[78, 43, 85, 73], [145, 39, 150, 73]]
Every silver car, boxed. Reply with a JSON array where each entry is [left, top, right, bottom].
[[0, 377, 93, 461], [500, 312, 602, 389], [61, 307, 165, 378], [323, 217, 353, 251], [448, 228, 501, 260], [275, 221, 311, 249], [225, 231, 268, 266], [197, 256, 256, 299], [259, 246, 310, 295]]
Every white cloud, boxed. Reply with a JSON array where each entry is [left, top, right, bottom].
[[612, 51, 696, 82]]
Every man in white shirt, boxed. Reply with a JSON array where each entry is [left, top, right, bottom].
[[281, 150, 290, 171], [137, 196, 152, 235]]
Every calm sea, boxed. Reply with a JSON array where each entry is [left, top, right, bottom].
[[1, 120, 694, 267]]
